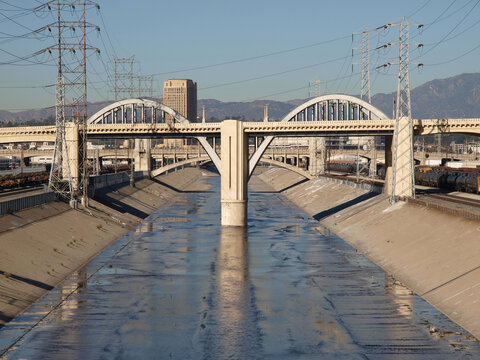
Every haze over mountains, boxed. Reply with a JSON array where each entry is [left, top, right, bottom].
[[2, 73, 480, 124]]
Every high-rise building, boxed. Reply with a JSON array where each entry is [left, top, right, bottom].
[[163, 79, 197, 123]]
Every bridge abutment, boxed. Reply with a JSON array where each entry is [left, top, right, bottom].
[[221, 120, 248, 226]]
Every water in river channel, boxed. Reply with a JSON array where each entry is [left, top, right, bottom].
[[0, 173, 479, 359]]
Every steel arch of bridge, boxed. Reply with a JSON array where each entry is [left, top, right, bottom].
[[87, 98, 221, 170], [248, 94, 390, 176], [86, 96, 389, 178]]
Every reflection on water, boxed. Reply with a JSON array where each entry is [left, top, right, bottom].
[[59, 269, 88, 321], [203, 227, 262, 359], [385, 274, 414, 318], [1, 175, 479, 359], [135, 222, 153, 233]]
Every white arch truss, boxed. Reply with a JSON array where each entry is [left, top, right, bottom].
[[249, 94, 390, 176], [87, 98, 220, 170]]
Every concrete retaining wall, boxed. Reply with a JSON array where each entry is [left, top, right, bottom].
[[88, 171, 148, 196], [0, 191, 55, 215], [258, 167, 480, 340], [0, 168, 210, 328]]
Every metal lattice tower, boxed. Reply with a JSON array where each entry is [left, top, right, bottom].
[[49, 75, 73, 198], [114, 57, 135, 101], [353, 28, 374, 178], [374, 17, 423, 201], [353, 27, 372, 103], [36, 1, 100, 202], [359, 28, 371, 103], [308, 79, 321, 98], [137, 75, 154, 98], [391, 18, 415, 201], [395, 19, 412, 126]]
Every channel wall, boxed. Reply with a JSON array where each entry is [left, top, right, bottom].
[[0, 168, 210, 327], [258, 167, 480, 340]]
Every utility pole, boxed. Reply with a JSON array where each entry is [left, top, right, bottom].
[[377, 17, 423, 201], [114, 56, 136, 101], [35, 1, 100, 204]]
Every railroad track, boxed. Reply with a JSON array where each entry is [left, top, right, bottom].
[[422, 193, 480, 209], [0, 185, 45, 198], [322, 172, 385, 187]]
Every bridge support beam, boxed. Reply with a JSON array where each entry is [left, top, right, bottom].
[[308, 137, 326, 176], [65, 123, 80, 191], [134, 139, 152, 173], [385, 135, 393, 195], [221, 120, 248, 227], [392, 116, 415, 198]]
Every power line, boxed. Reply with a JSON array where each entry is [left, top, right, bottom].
[[422, 17, 480, 46], [240, 70, 364, 102], [425, 41, 480, 66], [414, 0, 480, 60], [0, 0, 36, 11], [407, 0, 432, 19], [199, 54, 351, 92], [153, 35, 351, 76]]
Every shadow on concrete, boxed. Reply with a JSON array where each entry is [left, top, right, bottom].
[[0, 270, 53, 291], [416, 188, 454, 195], [150, 178, 214, 194], [279, 178, 309, 193], [0, 312, 13, 325], [313, 192, 380, 221], [93, 192, 150, 219]]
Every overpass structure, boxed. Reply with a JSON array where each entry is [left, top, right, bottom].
[[0, 95, 479, 225]]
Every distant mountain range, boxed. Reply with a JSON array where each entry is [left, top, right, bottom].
[[2, 73, 480, 124], [372, 73, 480, 119]]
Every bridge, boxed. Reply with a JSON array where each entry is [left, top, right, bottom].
[[0, 94, 479, 226]]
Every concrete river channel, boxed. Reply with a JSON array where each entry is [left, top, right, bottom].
[[0, 173, 479, 359]]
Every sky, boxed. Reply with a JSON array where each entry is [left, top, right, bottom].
[[0, 0, 480, 111]]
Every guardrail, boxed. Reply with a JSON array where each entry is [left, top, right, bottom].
[[0, 191, 55, 215]]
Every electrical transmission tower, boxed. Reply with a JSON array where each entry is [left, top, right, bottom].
[[114, 56, 136, 100], [377, 17, 423, 201], [308, 79, 321, 98], [353, 27, 375, 178], [137, 75, 154, 98], [35, 1, 100, 203], [353, 27, 371, 103]]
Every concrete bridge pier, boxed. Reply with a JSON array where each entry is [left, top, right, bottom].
[[94, 149, 100, 176], [392, 116, 415, 198], [384, 135, 393, 195], [134, 139, 152, 173], [221, 120, 248, 226], [308, 137, 326, 176], [65, 122, 80, 191]]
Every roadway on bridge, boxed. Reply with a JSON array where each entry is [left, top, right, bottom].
[[0, 174, 478, 359]]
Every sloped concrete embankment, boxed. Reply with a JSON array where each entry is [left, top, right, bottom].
[[0, 168, 210, 327], [259, 167, 480, 340]]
